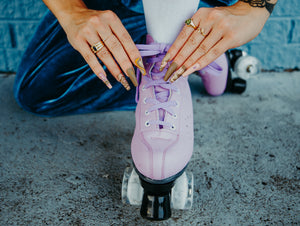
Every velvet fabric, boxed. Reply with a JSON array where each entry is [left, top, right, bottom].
[[14, 0, 238, 116]]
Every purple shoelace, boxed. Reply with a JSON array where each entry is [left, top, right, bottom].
[[136, 43, 179, 129]]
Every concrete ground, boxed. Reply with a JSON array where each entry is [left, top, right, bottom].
[[0, 72, 299, 225]]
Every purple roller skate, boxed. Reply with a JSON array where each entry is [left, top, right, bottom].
[[122, 35, 194, 220]]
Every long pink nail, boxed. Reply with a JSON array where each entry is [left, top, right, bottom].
[[99, 73, 112, 89], [182, 63, 201, 77]]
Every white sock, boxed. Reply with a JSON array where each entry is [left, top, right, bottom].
[[142, 0, 200, 44]]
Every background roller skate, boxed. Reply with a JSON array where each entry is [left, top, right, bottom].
[[197, 49, 261, 96], [226, 49, 262, 94]]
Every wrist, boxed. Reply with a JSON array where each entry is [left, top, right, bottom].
[[56, 5, 88, 27], [238, 0, 277, 15], [43, 0, 88, 28], [229, 1, 270, 19]]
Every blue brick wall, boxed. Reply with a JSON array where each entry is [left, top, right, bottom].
[[0, 0, 299, 72], [242, 0, 300, 70], [0, 0, 47, 72]]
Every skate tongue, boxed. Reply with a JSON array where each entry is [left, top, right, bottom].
[[150, 63, 170, 126], [137, 38, 175, 129], [146, 34, 155, 45]]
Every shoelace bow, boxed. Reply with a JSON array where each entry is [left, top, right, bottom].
[[135, 43, 179, 129]]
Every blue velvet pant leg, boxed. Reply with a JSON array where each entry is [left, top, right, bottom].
[[14, 1, 147, 116], [14, 0, 237, 117]]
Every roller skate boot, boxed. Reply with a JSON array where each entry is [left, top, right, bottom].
[[199, 53, 229, 96], [122, 35, 194, 220]]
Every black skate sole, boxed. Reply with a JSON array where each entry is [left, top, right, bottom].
[[132, 162, 188, 185]]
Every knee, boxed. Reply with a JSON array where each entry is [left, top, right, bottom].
[[14, 72, 53, 117], [14, 80, 41, 116]]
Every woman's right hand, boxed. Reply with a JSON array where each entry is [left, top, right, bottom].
[[55, 5, 146, 90]]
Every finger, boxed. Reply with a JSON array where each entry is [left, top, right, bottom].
[[175, 28, 208, 65], [95, 21, 137, 87], [86, 31, 131, 90], [109, 16, 146, 75], [79, 41, 112, 89], [104, 34, 138, 86], [163, 15, 217, 81], [169, 29, 223, 82], [95, 43, 131, 91], [164, 27, 209, 81], [181, 38, 230, 78], [160, 16, 201, 72]]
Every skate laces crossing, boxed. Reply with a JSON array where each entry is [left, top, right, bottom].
[[136, 43, 178, 129]]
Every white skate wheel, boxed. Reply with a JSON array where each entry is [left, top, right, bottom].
[[171, 171, 194, 209], [121, 167, 143, 205], [234, 55, 261, 80]]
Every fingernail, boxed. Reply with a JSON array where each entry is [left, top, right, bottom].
[[170, 66, 186, 83], [134, 57, 146, 76], [126, 68, 138, 87], [117, 74, 131, 91], [160, 53, 171, 71], [99, 73, 112, 89], [182, 63, 201, 77], [164, 62, 177, 81]]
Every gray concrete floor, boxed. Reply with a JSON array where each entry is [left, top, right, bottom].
[[0, 72, 299, 225]]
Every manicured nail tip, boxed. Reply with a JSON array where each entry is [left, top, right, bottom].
[[134, 58, 146, 76], [99, 73, 112, 89], [131, 77, 138, 87], [117, 74, 131, 91], [170, 74, 178, 83], [105, 81, 113, 89], [164, 62, 178, 81], [178, 66, 187, 74], [159, 61, 167, 71], [141, 69, 146, 76], [170, 66, 186, 83], [160, 53, 171, 71], [162, 53, 171, 62], [126, 68, 138, 87], [103, 79, 112, 89], [123, 82, 131, 91], [129, 75, 138, 87]]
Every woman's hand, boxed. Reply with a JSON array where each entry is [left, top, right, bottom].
[[44, 0, 146, 90], [161, 1, 271, 82]]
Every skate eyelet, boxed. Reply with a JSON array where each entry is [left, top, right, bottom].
[[145, 121, 150, 127], [142, 85, 146, 91], [172, 114, 177, 119], [145, 110, 149, 115], [143, 98, 147, 104], [171, 124, 176, 130], [175, 101, 180, 107]]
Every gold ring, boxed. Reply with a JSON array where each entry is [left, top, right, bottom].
[[197, 27, 206, 36], [91, 41, 104, 54], [185, 18, 197, 30]]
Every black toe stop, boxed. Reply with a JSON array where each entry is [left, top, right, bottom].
[[140, 178, 175, 221]]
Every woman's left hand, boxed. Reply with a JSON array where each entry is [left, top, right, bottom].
[[161, 1, 270, 82]]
